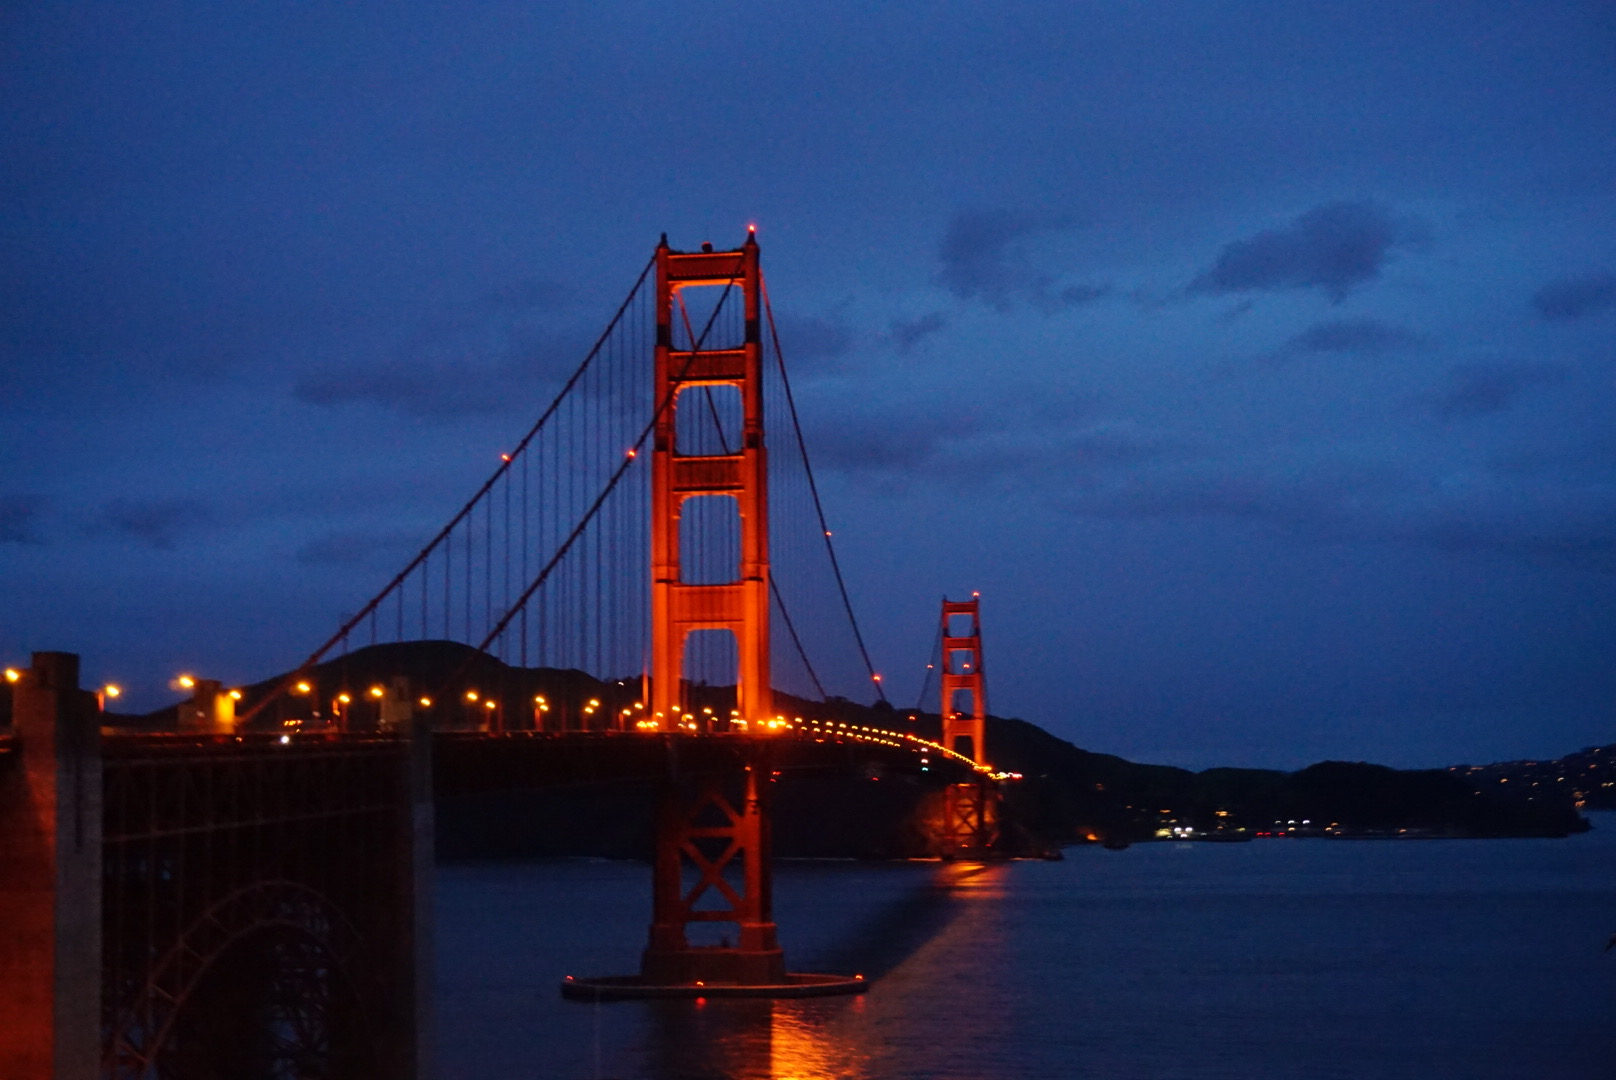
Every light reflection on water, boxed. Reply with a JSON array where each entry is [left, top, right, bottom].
[[437, 820, 1616, 1079]]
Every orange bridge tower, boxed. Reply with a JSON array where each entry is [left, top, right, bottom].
[[649, 232, 771, 727], [939, 594, 999, 856], [586, 232, 869, 998], [940, 595, 987, 765]]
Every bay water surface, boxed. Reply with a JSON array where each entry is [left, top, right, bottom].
[[437, 813, 1616, 1079]]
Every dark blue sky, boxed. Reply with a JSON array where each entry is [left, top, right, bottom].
[[4, 2, 1613, 769]]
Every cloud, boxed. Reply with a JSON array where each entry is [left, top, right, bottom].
[[295, 529, 419, 566], [1068, 468, 1389, 529], [1531, 270, 1616, 321], [1060, 460, 1616, 573], [98, 498, 212, 549], [481, 279, 576, 313], [888, 312, 948, 354], [295, 357, 531, 415], [0, 495, 45, 544], [1414, 509, 1616, 573], [802, 382, 1163, 491], [771, 312, 856, 371], [934, 209, 1108, 313], [294, 277, 597, 417], [1191, 201, 1415, 303], [1283, 318, 1425, 356], [1425, 361, 1568, 420]]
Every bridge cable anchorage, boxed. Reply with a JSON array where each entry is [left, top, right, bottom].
[[760, 270, 888, 704], [237, 253, 657, 729]]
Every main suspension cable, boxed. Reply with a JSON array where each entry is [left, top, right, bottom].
[[761, 271, 889, 704], [240, 253, 655, 727]]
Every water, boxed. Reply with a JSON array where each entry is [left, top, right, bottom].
[[436, 814, 1616, 1079]]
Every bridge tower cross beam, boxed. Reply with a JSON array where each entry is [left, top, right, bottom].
[[649, 232, 771, 728]]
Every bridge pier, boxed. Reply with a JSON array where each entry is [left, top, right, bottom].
[[941, 778, 1003, 859], [642, 762, 785, 985], [0, 652, 103, 1080], [561, 738, 866, 1000]]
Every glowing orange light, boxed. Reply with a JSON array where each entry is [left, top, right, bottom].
[[3, 668, 20, 683], [626, 449, 637, 459], [294, 681, 312, 695], [484, 700, 497, 710], [103, 684, 122, 699], [336, 693, 352, 704], [501, 453, 511, 462], [177, 674, 196, 690], [368, 686, 385, 699], [419, 697, 433, 708], [465, 690, 479, 702], [229, 689, 243, 700]]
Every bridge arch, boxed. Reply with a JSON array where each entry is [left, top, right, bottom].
[[105, 879, 380, 1080]]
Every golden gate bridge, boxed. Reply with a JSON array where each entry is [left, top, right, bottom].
[[0, 233, 1008, 1079]]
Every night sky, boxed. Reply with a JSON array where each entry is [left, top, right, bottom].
[[4, 3, 1613, 770]]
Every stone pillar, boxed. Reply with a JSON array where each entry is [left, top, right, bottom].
[[391, 712, 434, 1079], [0, 651, 103, 1080]]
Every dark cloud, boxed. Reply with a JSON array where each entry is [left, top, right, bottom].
[[1284, 318, 1425, 356], [295, 357, 538, 416], [806, 383, 1159, 489], [481, 279, 576, 313], [772, 312, 856, 370], [98, 498, 212, 549], [294, 277, 596, 417], [1063, 462, 1616, 573], [0, 495, 45, 544], [1426, 361, 1568, 420], [1052, 283, 1110, 309], [1531, 270, 1616, 321], [935, 209, 1106, 313], [296, 530, 419, 567], [1191, 201, 1414, 303], [888, 312, 948, 354], [1415, 511, 1616, 573]]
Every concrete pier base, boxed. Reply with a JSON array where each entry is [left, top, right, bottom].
[[0, 652, 103, 1080]]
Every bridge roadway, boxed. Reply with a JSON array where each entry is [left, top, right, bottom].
[[434, 720, 984, 796]]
